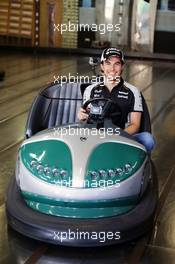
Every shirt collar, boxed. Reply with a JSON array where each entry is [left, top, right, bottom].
[[97, 77, 124, 90]]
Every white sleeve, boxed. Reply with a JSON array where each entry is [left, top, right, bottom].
[[83, 83, 98, 104], [124, 81, 143, 112]]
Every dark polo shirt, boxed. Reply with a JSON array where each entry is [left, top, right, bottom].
[[83, 78, 143, 129]]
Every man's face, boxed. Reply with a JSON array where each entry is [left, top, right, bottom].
[[100, 56, 124, 84]]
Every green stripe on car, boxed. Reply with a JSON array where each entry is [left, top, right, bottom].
[[85, 142, 146, 188], [20, 140, 72, 186], [22, 191, 138, 218]]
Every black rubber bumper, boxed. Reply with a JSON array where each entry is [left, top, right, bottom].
[[6, 173, 158, 247]]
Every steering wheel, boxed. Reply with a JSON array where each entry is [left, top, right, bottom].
[[82, 97, 121, 124]]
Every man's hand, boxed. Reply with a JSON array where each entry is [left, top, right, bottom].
[[77, 107, 89, 121]]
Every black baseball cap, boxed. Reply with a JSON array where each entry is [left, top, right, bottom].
[[101, 47, 124, 64]]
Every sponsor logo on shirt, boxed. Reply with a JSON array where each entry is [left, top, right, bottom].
[[117, 95, 128, 99], [95, 89, 103, 93], [118, 91, 128, 95], [94, 94, 100, 97]]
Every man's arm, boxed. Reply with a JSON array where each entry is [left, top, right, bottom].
[[124, 112, 141, 135]]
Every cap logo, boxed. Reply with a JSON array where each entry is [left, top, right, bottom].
[[101, 47, 124, 63]]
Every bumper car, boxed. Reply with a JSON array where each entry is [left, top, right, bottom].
[[6, 77, 158, 247]]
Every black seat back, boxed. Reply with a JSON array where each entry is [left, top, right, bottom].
[[25, 83, 82, 138], [139, 94, 151, 133]]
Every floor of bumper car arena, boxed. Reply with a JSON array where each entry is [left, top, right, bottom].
[[0, 51, 175, 264]]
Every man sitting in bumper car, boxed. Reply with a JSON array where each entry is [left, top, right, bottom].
[[78, 47, 155, 152]]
